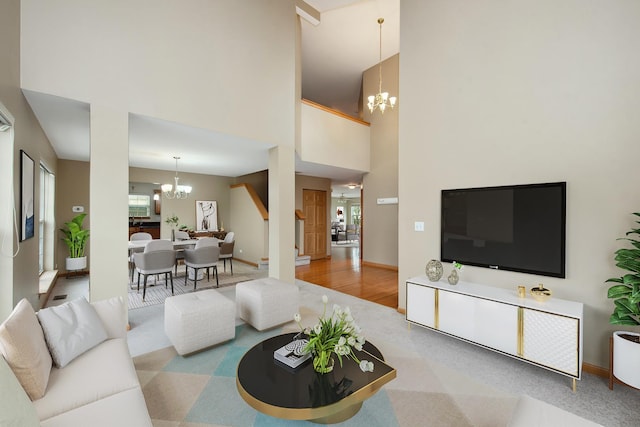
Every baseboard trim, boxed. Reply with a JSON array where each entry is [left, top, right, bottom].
[[361, 261, 398, 271], [583, 362, 608, 378]]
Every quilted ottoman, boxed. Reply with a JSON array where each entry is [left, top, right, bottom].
[[235, 278, 299, 331], [164, 290, 235, 355]]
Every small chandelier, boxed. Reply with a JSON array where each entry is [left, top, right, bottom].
[[161, 156, 192, 199], [367, 18, 397, 114]]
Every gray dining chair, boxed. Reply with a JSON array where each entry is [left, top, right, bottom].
[[174, 230, 191, 275], [183, 238, 220, 290], [129, 232, 153, 282], [219, 239, 235, 274], [133, 241, 176, 301]]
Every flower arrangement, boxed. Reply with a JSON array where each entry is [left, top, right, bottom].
[[295, 295, 374, 374], [165, 214, 179, 228], [452, 261, 464, 271]]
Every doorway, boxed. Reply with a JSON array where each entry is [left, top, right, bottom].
[[302, 189, 327, 260]]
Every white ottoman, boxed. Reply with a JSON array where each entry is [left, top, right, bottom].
[[164, 289, 235, 355], [236, 278, 299, 331]]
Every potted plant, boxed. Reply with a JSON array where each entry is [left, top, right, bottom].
[[60, 213, 89, 271], [606, 212, 640, 389]]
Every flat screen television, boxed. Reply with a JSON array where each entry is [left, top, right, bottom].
[[441, 182, 566, 278]]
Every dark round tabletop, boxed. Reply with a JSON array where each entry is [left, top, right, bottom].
[[236, 332, 394, 421]]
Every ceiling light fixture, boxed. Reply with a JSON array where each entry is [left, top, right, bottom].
[[161, 156, 192, 199], [347, 184, 358, 190], [367, 18, 397, 114]]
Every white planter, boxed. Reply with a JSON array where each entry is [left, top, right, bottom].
[[66, 256, 87, 271], [613, 331, 640, 389]]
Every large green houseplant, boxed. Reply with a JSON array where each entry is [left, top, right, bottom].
[[60, 213, 89, 271], [606, 212, 640, 389], [606, 212, 640, 327]]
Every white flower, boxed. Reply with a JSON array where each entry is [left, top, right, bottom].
[[347, 336, 356, 346], [359, 360, 374, 372], [314, 323, 322, 334], [338, 336, 346, 346], [322, 295, 328, 304], [294, 313, 301, 323], [354, 342, 363, 351]]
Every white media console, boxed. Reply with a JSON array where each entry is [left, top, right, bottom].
[[406, 276, 583, 390]]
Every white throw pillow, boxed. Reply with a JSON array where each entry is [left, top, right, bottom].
[[0, 298, 52, 400], [37, 297, 108, 368]]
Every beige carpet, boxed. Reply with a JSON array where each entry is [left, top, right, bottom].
[[133, 282, 519, 426], [128, 261, 267, 310]]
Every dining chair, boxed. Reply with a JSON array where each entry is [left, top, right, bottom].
[[183, 238, 220, 290], [219, 240, 235, 274], [133, 245, 176, 302], [173, 230, 191, 275], [129, 232, 153, 282]]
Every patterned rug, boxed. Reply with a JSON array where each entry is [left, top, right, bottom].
[[133, 282, 519, 426], [128, 262, 267, 310]]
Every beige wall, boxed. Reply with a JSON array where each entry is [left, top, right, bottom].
[[229, 185, 268, 266], [399, 0, 640, 369], [19, 0, 299, 298], [56, 160, 90, 274], [299, 102, 370, 172], [362, 54, 400, 268], [235, 170, 269, 210], [130, 167, 234, 239], [0, 0, 58, 317]]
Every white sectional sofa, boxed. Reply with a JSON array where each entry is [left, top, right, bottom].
[[0, 296, 152, 427]]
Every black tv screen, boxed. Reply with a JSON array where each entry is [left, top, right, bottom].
[[441, 182, 566, 278]]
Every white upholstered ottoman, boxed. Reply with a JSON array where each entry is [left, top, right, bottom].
[[236, 278, 299, 331], [164, 290, 235, 355]]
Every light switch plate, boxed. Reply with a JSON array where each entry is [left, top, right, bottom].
[[72, 206, 84, 213], [414, 221, 425, 232]]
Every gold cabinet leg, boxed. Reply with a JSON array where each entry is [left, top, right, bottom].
[[572, 378, 576, 392]]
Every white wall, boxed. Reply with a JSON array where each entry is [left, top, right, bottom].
[[399, 0, 640, 369]]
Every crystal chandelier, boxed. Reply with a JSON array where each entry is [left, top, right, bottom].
[[161, 156, 192, 199], [367, 18, 397, 114]]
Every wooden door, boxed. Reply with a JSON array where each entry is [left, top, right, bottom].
[[303, 189, 327, 260]]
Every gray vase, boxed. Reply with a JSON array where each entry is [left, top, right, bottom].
[[425, 259, 443, 282], [448, 269, 459, 285]]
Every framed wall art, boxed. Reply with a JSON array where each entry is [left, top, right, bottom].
[[20, 150, 35, 241], [196, 200, 218, 231]]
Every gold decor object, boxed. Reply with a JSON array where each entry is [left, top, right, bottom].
[[530, 284, 552, 302], [518, 285, 526, 298]]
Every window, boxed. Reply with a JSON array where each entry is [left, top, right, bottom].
[[39, 164, 55, 274], [129, 195, 151, 218]]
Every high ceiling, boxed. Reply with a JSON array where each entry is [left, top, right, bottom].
[[25, 0, 399, 198]]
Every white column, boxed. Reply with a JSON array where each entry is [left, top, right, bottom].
[[89, 104, 128, 302], [268, 145, 295, 284]]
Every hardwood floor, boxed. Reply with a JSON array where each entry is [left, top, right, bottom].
[[295, 244, 399, 309]]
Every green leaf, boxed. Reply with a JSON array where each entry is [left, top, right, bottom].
[[610, 312, 640, 326], [608, 285, 632, 299], [605, 277, 624, 284]]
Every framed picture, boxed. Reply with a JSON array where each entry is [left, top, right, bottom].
[[20, 150, 35, 241], [196, 200, 218, 231]]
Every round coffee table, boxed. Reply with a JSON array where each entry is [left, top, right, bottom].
[[236, 333, 396, 424]]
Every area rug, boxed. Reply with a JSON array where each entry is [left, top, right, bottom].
[[128, 262, 267, 309], [133, 284, 519, 426]]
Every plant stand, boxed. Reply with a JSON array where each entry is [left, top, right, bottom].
[[609, 331, 640, 390]]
